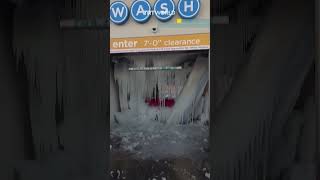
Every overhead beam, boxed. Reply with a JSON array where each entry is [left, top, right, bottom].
[[59, 16, 229, 29]]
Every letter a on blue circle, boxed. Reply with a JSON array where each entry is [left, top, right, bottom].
[[154, 0, 175, 21], [131, 0, 152, 23], [178, 0, 200, 19], [110, 1, 129, 25]]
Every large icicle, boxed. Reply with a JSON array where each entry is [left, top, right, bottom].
[[110, 65, 120, 122], [114, 60, 131, 111], [166, 56, 209, 124]]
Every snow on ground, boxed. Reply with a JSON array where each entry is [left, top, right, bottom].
[[111, 104, 209, 161]]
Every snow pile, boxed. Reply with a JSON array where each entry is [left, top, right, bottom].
[[111, 109, 209, 160]]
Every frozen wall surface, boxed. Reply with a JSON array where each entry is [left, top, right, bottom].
[[112, 53, 209, 124], [110, 52, 209, 160]]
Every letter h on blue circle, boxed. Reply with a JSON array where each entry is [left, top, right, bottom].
[[178, 0, 200, 19]]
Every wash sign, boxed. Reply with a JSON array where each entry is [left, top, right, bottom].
[[110, 0, 209, 53], [110, 0, 201, 24]]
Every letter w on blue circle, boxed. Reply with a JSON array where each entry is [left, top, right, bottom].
[[131, 0, 152, 23], [154, 0, 175, 21], [110, 1, 129, 25], [178, 0, 200, 19]]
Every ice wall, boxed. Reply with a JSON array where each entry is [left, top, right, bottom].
[[111, 53, 209, 125]]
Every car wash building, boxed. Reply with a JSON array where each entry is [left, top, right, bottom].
[[110, 0, 210, 120], [109, 0, 211, 178]]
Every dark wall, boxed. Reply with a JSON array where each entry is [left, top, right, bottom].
[[0, 2, 33, 180], [0, 0, 318, 179]]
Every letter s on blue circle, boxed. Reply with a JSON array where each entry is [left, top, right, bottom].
[[154, 0, 176, 22]]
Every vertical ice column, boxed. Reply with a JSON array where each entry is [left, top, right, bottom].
[[128, 57, 146, 112], [167, 57, 209, 124], [201, 91, 210, 123], [114, 62, 130, 111], [110, 66, 120, 122], [144, 53, 195, 101]]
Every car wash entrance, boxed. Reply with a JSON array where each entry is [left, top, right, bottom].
[[110, 0, 210, 179], [110, 52, 210, 180], [111, 52, 209, 123]]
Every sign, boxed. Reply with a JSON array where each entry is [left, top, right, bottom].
[[110, 0, 201, 24], [178, 0, 200, 19], [110, 1, 129, 25], [131, 0, 152, 23], [111, 33, 209, 53], [110, 0, 209, 53], [154, 0, 176, 21]]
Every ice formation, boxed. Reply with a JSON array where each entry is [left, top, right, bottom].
[[110, 52, 209, 160], [166, 57, 209, 125], [112, 53, 209, 125]]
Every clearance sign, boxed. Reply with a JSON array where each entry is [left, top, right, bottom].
[[110, 0, 210, 54]]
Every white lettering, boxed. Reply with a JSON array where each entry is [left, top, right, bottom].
[[160, 3, 169, 15], [184, 1, 194, 12], [113, 40, 138, 48], [112, 7, 125, 17], [136, 5, 145, 16]]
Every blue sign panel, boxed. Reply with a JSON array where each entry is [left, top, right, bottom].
[[178, 0, 200, 19], [154, 0, 176, 21], [110, 1, 129, 25], [131, 0, 152, 23]]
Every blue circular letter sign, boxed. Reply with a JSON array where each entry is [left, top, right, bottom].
[[154, 0, 175, 21], [110, 1, 129, 25], [131, 0, 152, 23], [178, 0, 200, 19]]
